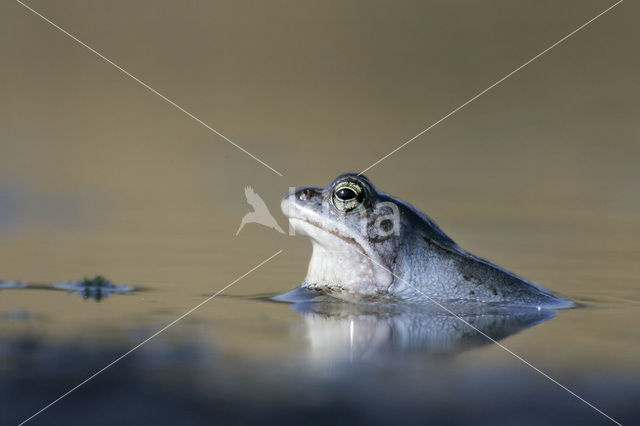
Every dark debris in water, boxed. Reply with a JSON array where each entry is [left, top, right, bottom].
[[1, 275, 135, 301], [53, 275, 134, 301]]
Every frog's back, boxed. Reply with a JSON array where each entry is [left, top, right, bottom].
[[392, 199, 571, 308]]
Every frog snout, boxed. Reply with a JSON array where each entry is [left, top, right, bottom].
[[296, 187, 321, 201], [281, 186, 322, 216]]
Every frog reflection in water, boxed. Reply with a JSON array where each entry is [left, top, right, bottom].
[[281, 172, 571, 308], [295, 302, 556, 362]]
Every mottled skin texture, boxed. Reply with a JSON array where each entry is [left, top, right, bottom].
[[282, 173, 571, 308]]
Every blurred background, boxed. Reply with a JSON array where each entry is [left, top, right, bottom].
[[1, 0, 638, 424]]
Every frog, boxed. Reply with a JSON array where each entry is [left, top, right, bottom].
[[281, 172, 571, 308]]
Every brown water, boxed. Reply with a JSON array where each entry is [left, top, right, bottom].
[[1, 1, 639, 424]]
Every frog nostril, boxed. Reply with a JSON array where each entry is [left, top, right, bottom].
[[297, 188, 314, 201]]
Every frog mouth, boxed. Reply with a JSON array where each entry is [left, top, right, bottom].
[[282, 193, 394, 292], [289, 217, 368, 256], [288, 217, 394, 294], [288, 217, 391, 273]]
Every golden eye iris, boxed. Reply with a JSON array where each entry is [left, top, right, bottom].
[[332, 181, 365, 212]]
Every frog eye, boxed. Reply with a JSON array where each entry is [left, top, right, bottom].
[[336, 187, 357, 201], [332, 181, 365, 212]]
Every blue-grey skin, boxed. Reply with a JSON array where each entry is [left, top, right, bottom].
[[282, 172, 572, 308]]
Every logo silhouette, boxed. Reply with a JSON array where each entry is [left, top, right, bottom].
[[236, 186, 285, 235]]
